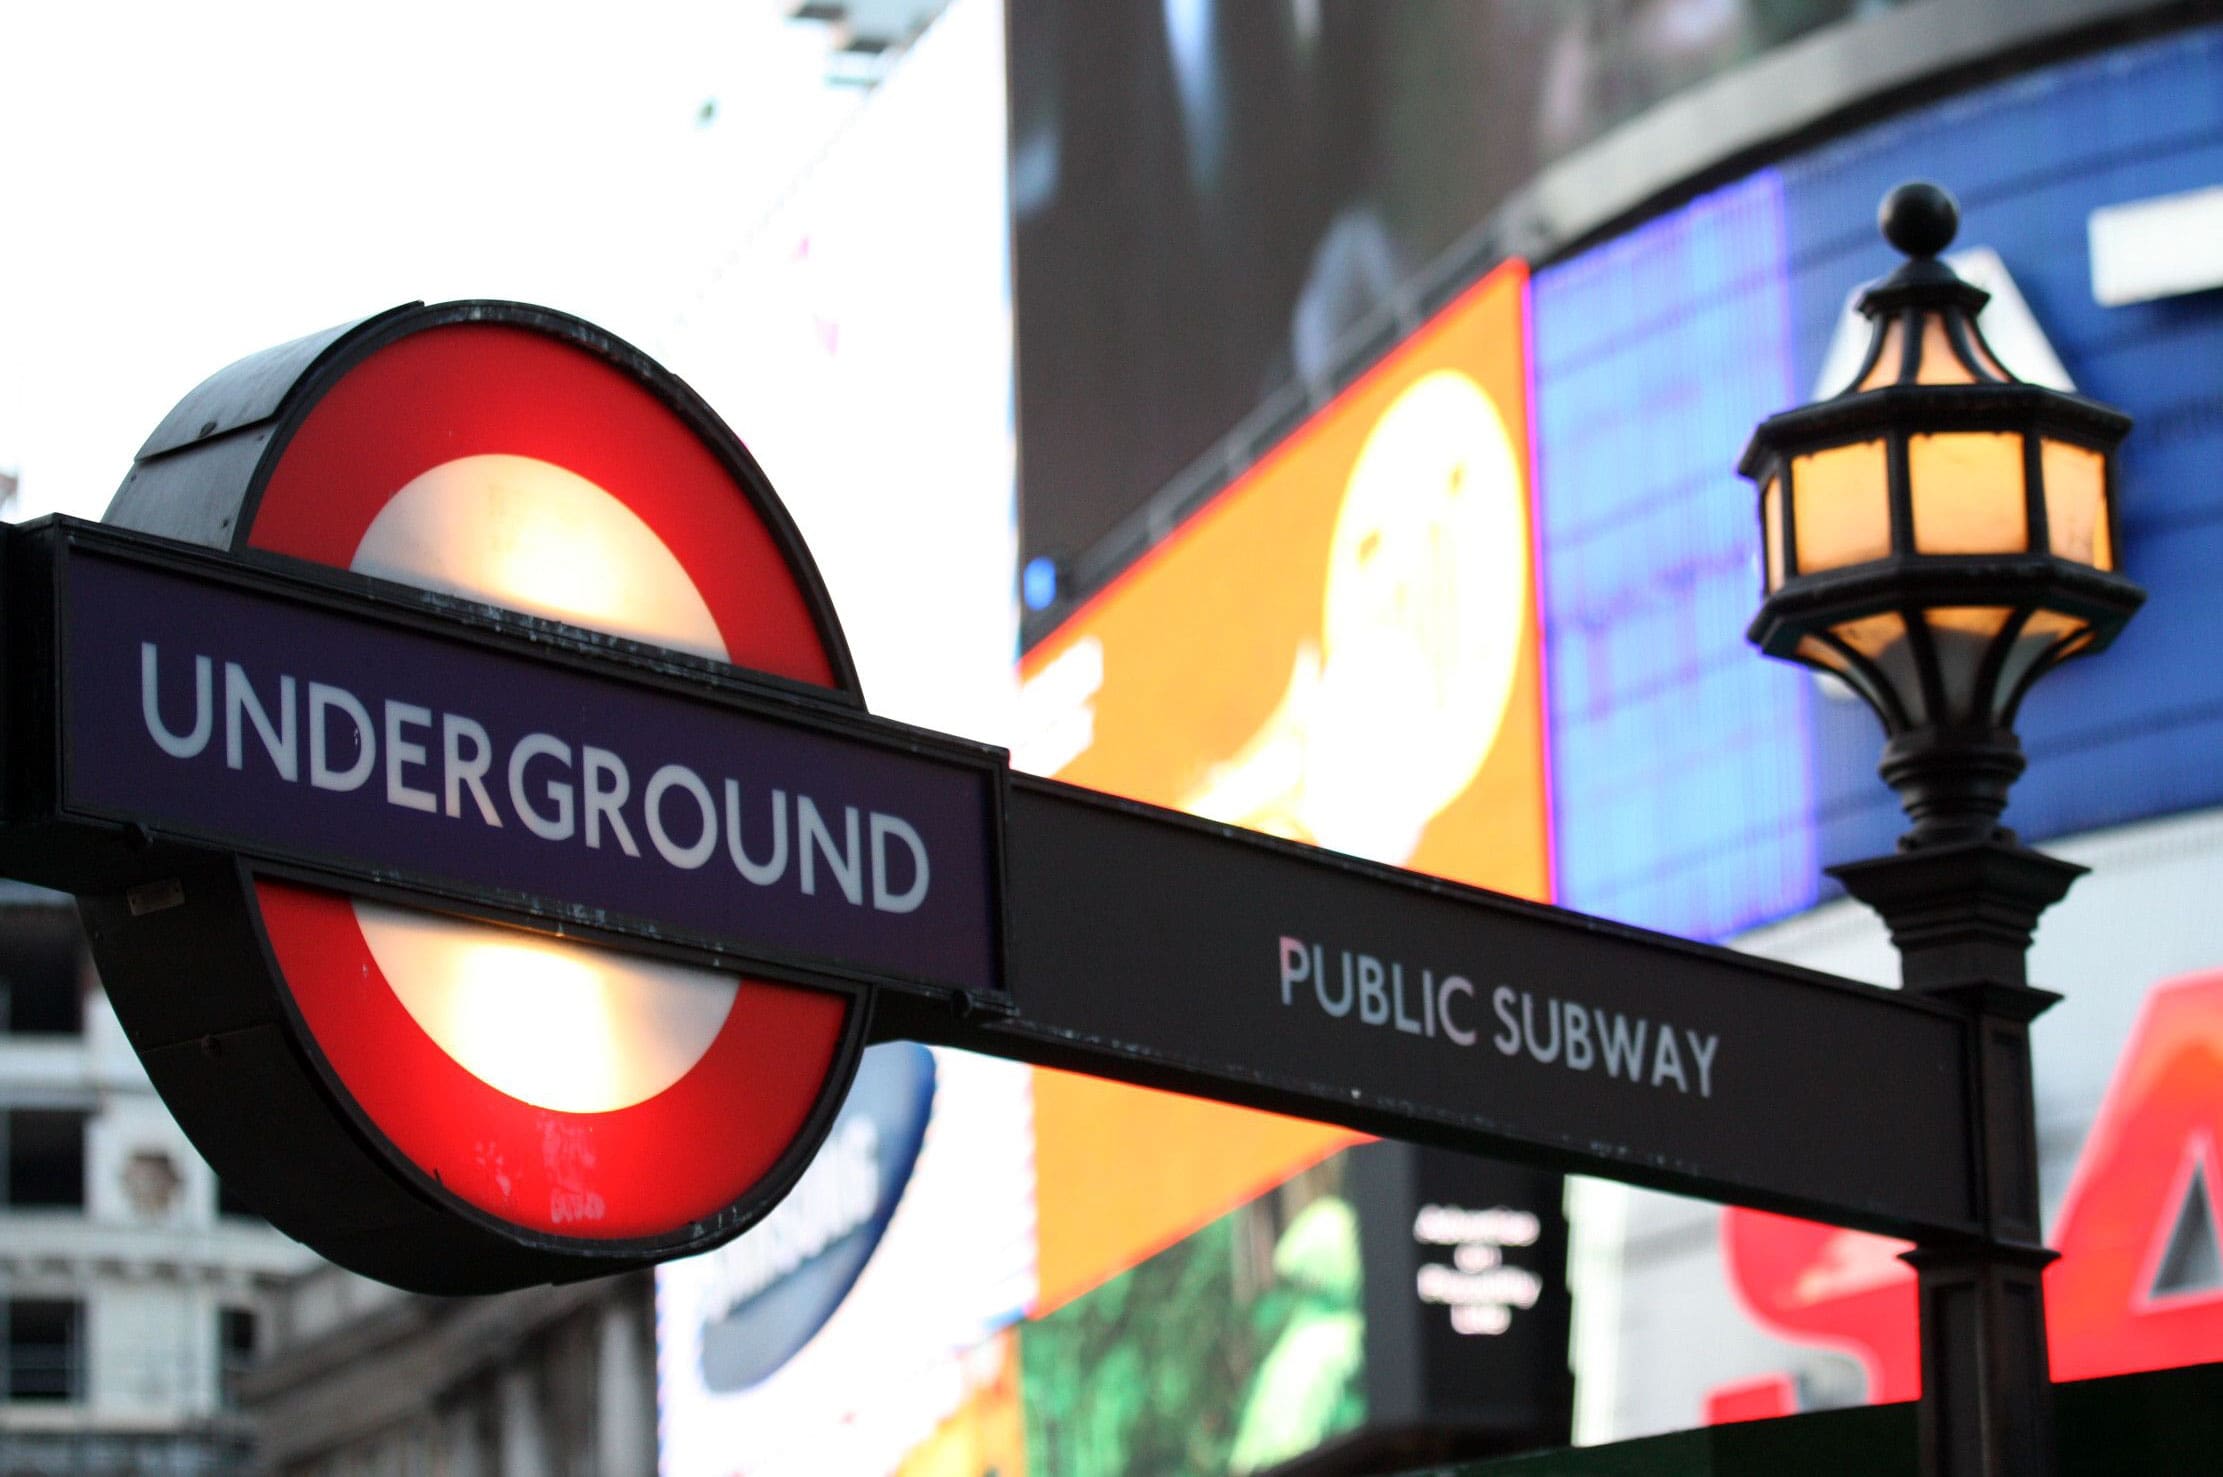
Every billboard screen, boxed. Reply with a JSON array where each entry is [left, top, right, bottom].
[[1021, 1155, 1368, 1476], [1528, 168, 1815, 942], [655, 1045, 1036, 1477], [1023, 1143, 1573, 1474], [1009, 0, 1915, 580], [1017, 260, 1547, 899]]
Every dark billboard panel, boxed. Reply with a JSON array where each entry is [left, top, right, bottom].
[[1022, 1144, 1572, 1475], [1010, 0, 1905, 582]]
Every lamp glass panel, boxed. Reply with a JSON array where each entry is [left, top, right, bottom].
[[1995, 608, 2088, 715], [1914, 314, 1977, 386], [2041, 439, 2113, 570], [1909, 432, 2028, 555], [1762, 475, 1785, 591], [1923, 606, 2014, 724], [1830, 609, 1922, 726], [1792, 440, 1892, 573], [1856, 317, 1909, 391]]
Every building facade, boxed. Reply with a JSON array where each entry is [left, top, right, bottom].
[[0, 882, 315, 1473], [240, 1267, 654, 1477]]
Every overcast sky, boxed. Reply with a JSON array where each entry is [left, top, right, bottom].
[[1, 1, 858, 520]]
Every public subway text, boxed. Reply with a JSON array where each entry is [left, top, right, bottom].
[[1277, 935, 1720, 1096]]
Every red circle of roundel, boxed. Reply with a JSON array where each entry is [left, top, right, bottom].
[[243, 317, 856, 1241], [249, 322, 836, 685], [260, 882, 848, 1239]]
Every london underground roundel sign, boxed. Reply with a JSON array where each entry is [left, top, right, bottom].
[[88, 302, 879, 1292]]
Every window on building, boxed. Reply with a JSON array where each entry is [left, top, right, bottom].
[[120, 1150, 182, 1220], [0, 909, 83, 1036], [5, 1299, 82, 1402], [218, 1308, 257, 1410], [3, 1111, 85, 1209]]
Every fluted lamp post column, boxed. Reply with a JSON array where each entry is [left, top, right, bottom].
[[1739, 183, 2145, 1477]]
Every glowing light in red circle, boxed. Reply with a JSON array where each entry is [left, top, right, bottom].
[[241, 319, 854, 1239], [249, 323, 834, 684], [264, 885, 845, 1238], [360, 898, 742, 1113], [354, 453, 730, 662]]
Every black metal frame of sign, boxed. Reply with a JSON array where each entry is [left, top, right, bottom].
[[971, 777, 1982, 1242], [0, 515, 1988, 1250]]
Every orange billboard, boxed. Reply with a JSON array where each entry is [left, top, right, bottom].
[[1020, 258, 1548, 895], [1019, 260, 1549, 1309]]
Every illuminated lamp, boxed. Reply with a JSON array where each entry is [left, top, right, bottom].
[[1742, 184, 2150, 1476], [1740, 182, 2143, 847]]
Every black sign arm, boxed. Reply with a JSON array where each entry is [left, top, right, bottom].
[[915, 774, 1986, 1244], [3, 517, 1983, 1246]]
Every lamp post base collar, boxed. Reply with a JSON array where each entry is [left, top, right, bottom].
[[1877, 727, 2027, 850], [1831, 839, 2083, 998]]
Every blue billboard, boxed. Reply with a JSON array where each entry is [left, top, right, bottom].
[[1533, 170, 1812, 941], [1535, 21, 2223, 940]]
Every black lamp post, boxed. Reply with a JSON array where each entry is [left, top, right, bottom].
[[1740, 183, 2146, 1477]]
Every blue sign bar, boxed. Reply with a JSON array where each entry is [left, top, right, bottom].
[[59, 543, 1004, 998]]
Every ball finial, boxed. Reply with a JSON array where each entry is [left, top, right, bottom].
[[1879, 182, 1959, 260]]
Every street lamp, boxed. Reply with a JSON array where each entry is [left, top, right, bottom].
[[1740, 183, 2146, 1477], [1742, 181, 2141, 847]]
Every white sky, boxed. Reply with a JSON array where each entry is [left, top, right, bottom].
[[0, 0, 861, 520]]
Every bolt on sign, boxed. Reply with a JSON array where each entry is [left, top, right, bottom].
[[0, 301, 1997, 1294]]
